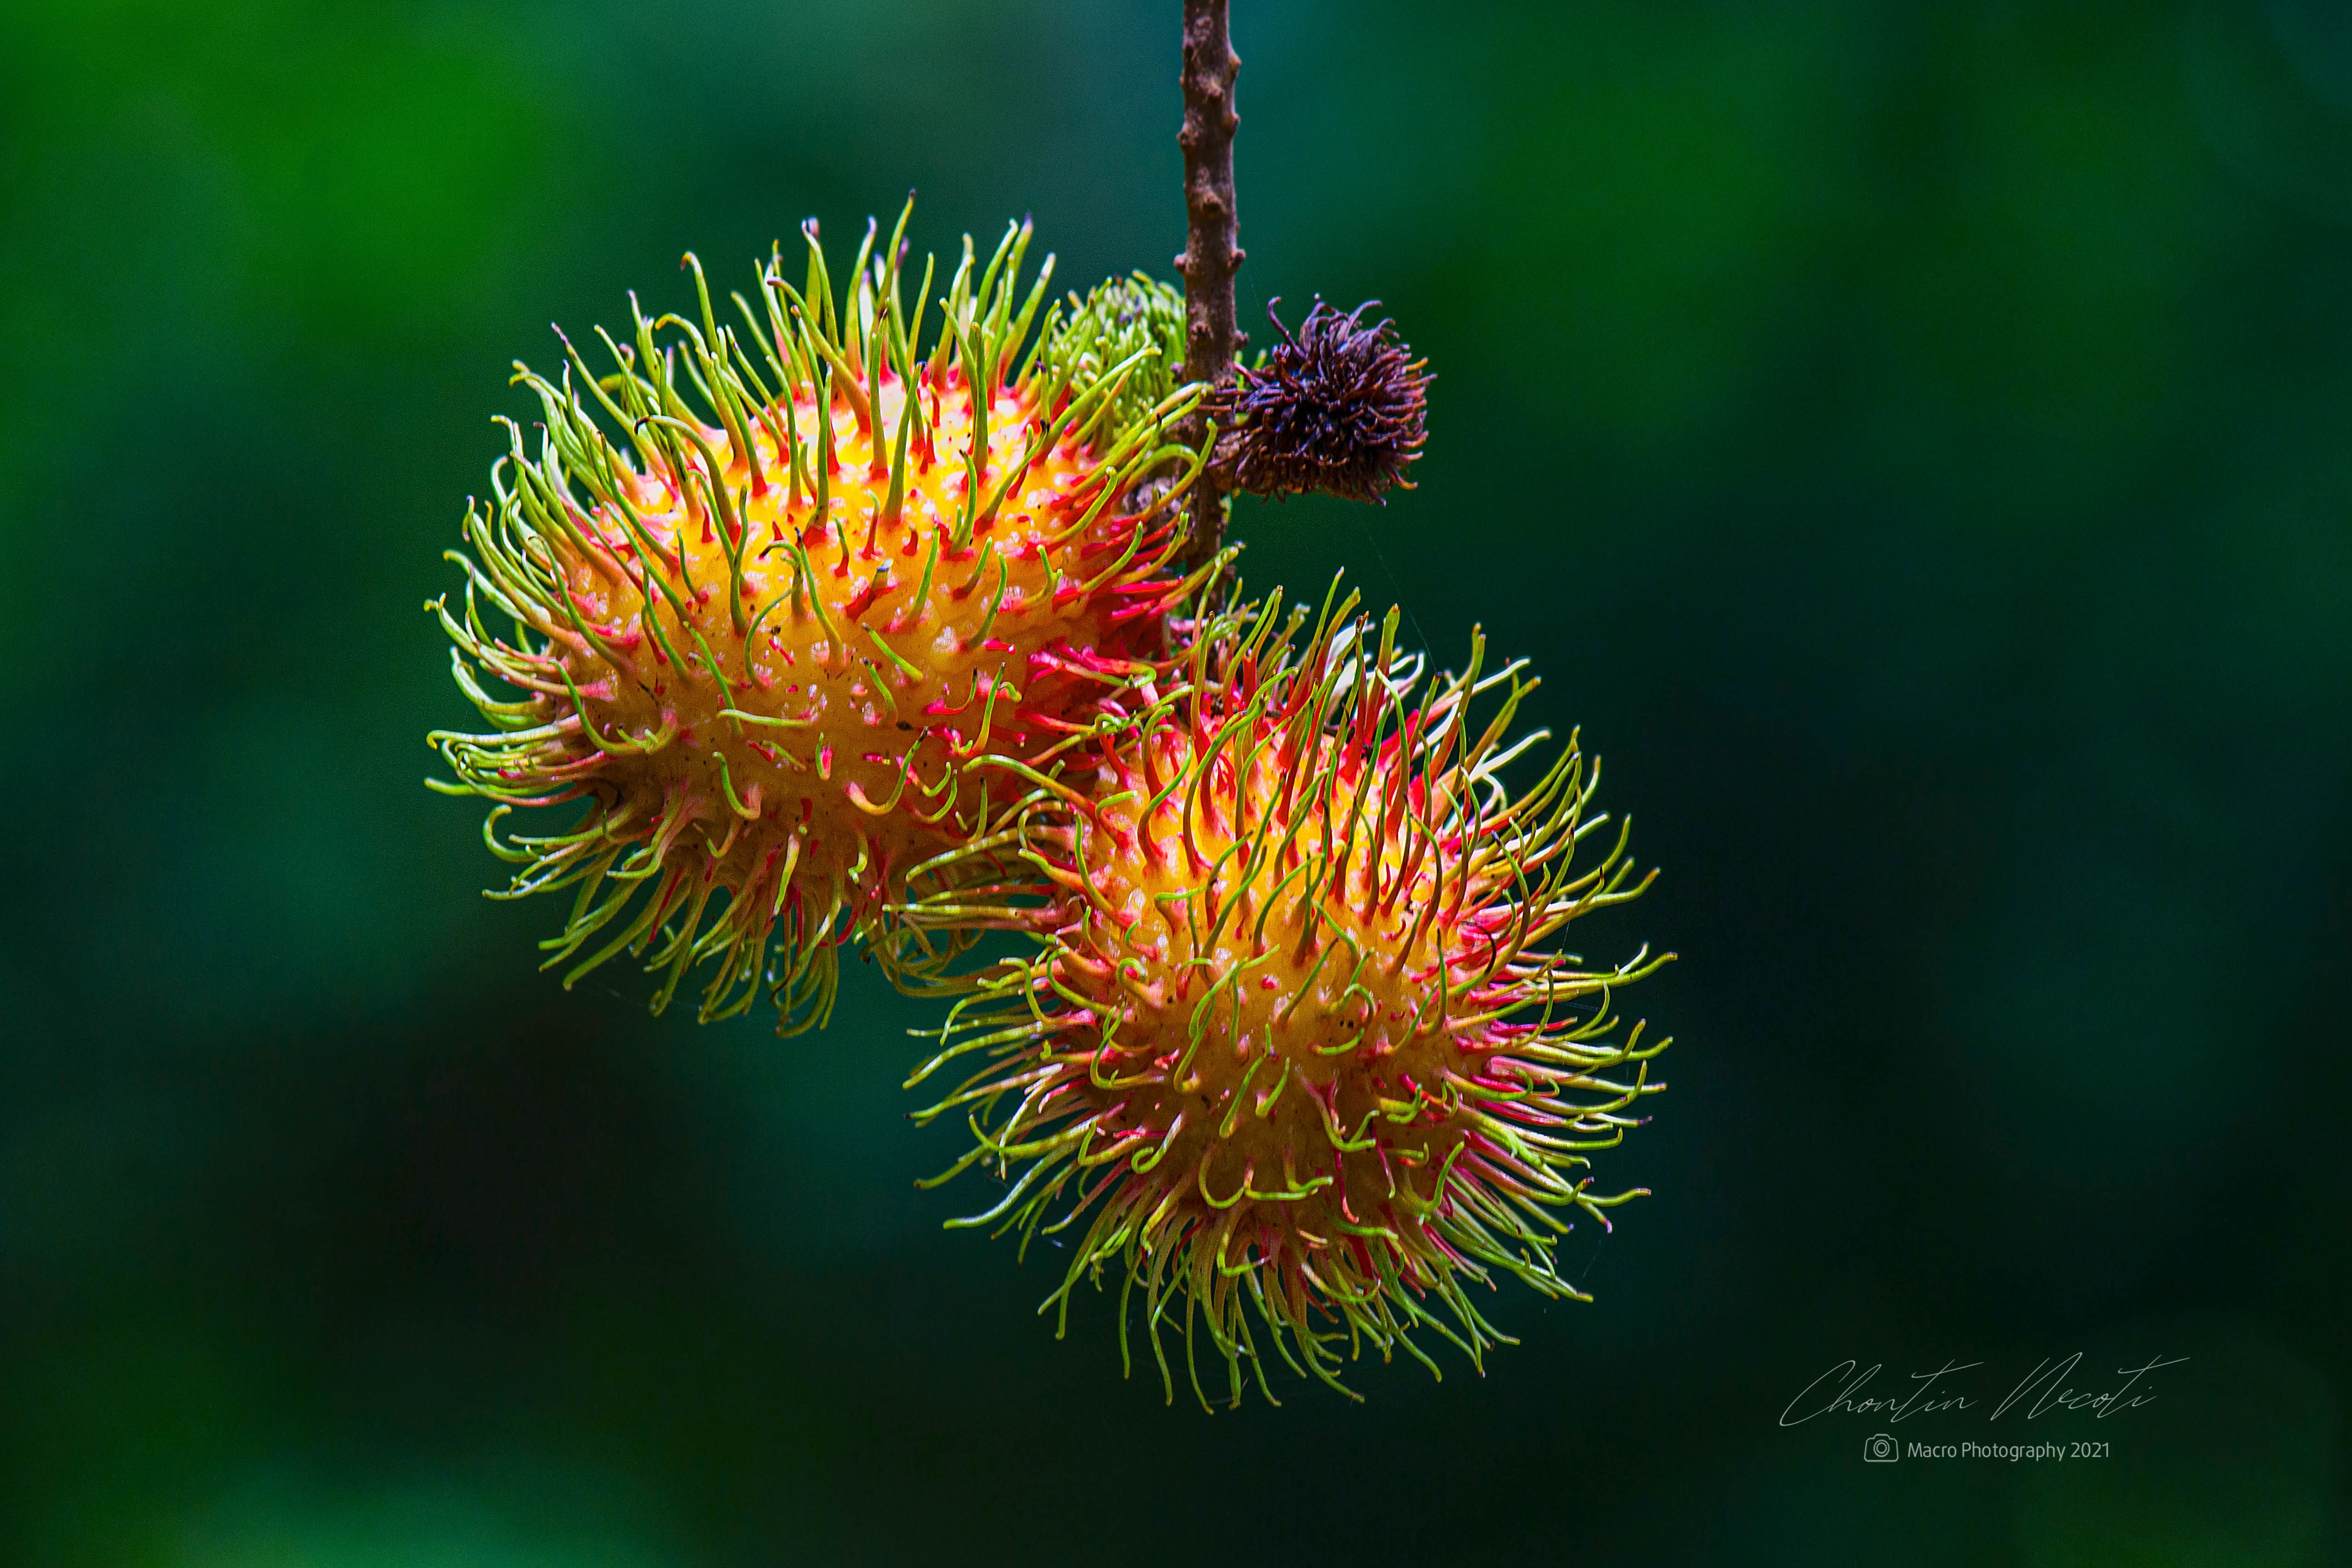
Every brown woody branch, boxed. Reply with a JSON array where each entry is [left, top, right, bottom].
[[1173, 0, 1241, 575]]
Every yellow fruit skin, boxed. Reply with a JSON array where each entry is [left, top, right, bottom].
[[905, 590, 1670, 1404], [430, 216, 1208, 1030], [575, 374, 1184, 993]]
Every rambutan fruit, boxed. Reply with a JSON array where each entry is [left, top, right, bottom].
[[1204, 299, 1430, 503], [902, 583, 1672, 1404], [427, 207, 1215, 1033]]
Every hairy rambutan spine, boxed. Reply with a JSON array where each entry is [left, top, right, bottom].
[[427, 203, 1223, 1033], [1205, 298, 1430, 501], [901, 582, 1672, 1403]]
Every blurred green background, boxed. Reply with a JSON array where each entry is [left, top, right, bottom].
[[3, 0, 2347, 1562]]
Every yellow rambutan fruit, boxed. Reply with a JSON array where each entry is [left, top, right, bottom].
[[903, 583, 1673, 1404], [428, 207, 1212, 1032]]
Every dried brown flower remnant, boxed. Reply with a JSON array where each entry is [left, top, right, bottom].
[[1207, 299, 1430, 503]]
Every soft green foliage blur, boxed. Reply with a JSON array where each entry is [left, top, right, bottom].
[[1, 1, 2347, 1563]]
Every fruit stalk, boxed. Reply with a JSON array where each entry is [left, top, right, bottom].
[[1175, 0, 1241, 573]]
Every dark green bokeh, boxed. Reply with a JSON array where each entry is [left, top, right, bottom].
[[3, 1, 2347, 1562]]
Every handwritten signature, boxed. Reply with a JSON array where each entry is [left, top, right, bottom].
[[1778, 1354, 2188, 1427]]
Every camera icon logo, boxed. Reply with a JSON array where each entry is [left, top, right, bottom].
[[1863, 1433, 1899, 1464]]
